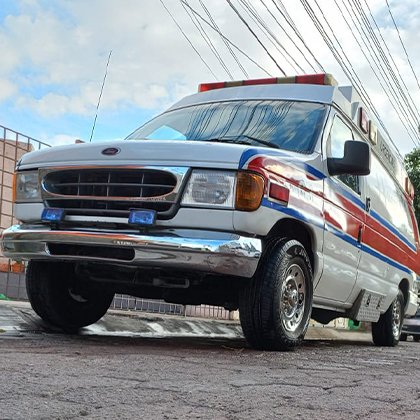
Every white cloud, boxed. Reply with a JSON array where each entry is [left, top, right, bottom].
[[41, 133, 78, 147], [0, 0, 419, 154], [0, 78, 17, 101]]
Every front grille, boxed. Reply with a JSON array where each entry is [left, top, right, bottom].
[[42, 168, 178, 218]]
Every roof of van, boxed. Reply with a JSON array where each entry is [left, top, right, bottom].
[[168, 80, 410, 196]]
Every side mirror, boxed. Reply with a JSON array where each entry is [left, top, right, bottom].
[[327, 140, 370, 176]]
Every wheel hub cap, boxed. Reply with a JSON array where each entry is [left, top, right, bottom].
[[280, 264, 306, 333], [392, 298, 402, 339]]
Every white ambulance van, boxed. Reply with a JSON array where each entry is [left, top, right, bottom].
[[2, 73, 419, 350]]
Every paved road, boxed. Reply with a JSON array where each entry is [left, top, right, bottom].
[[1, 302, 420, 420]]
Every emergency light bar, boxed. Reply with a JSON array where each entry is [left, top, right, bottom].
[[199, 73, 338, 92]]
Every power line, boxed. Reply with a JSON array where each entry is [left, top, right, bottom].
[[180, 0, 234, 79], [273, 0, 326, 72], [351, 0, 420, 139], [197, 0, 250, 78], [385, 0, 420, 93], [299, 0, 378, 120], [160, 0, 218, 79], [179, 0, 273, 77], [259, 0, 320, 73], [337, 0, 420, 144], [225, 0, 287, 76], [345, 0, 419, 138], [300, 0, 418, 150], [237, 0, 303, 74], [360, 0, 420, 120]]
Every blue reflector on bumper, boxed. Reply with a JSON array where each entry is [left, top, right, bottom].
[[128, 210, 156, 226], [41, 208, 64, 222]]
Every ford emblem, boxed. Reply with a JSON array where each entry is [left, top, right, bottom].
[[101, 147, 121, 156]]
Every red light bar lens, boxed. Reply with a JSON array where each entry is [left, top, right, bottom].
[[360, 108, 369, 134], [296, 74, 326, 85], [243, 77, 278, 86], [199, 82, 226, 92]]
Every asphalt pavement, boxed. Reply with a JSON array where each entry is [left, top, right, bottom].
[[0, 299, 370, 342], [2, 300, 419, 420]]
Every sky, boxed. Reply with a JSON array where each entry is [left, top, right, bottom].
[[0, 0, 419, 156]]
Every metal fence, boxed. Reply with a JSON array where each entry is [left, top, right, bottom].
[[0, 125, 50, 299], [110, 294, 235, 320]]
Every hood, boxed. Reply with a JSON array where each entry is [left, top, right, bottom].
[[18, 139, 256, 170]]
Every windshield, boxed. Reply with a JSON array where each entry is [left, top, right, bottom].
[[126, 100, 327, 153]]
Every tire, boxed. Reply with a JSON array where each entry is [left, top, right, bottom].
[[239, 238, 313, 351], [400, 333, 407, 342], [413, 335, 420, 343], [26, 261, 114, 331], [372, 290, 404, 347]]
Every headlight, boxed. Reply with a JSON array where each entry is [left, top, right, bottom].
[[181, 170, 265, 211], [182, 170, 236, 208], [13, 171, 41, 202]]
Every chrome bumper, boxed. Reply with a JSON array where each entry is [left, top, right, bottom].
[[1, 225, 262, 278]]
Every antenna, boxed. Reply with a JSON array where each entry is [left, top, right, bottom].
[[89, 50, 112, 142]]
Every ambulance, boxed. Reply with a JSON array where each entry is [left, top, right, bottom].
[[2, 73, 419, 350]]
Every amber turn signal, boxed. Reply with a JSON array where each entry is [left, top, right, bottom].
[[235, 172, 265, 211]]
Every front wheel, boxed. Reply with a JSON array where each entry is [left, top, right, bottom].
[[372, 290, 404, 347], [239, 239, 313, 351], [26, 261, 115, 331]]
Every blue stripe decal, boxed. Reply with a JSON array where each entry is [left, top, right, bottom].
[[361, 243, 411, 275], [325, 222, 360, 248], [246, 148, 415, 253], [239, 148, 326, 180], [239, 148, 286, 169], [327, 222, 411, 274], [261, 198, 324, 230], [262, 199, 413, 275], [370, 209, 416, 252]]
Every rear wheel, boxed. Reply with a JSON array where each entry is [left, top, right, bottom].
[[413, 335, 420, 343], [400, 333, 407, 342], [372, 290, 404, 347], [239, 239, 313, 351], [26, 261, 114, 331]]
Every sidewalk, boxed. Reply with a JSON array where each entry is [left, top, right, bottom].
[[0, 299, 372, 342]]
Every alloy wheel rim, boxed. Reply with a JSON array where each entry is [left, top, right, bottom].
[[392, 297, 402, 339], [280, 264, 306, 333]]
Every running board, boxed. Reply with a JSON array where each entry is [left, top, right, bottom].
[[348, 289, 387, 322]]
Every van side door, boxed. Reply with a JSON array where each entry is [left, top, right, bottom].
[[350, 155, 416, 303], [315, 115, 365, 304]]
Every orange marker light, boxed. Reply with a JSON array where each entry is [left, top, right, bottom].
[[235, 172, 265, 211]]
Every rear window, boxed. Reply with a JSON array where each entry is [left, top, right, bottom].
[[126, 100, 327, 153]]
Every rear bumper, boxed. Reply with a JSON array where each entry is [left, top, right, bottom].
[[1, 224, 262, 278], [402, 316, 420, 336]]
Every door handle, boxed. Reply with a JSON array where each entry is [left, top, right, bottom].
[[366, 197, 371, 212], [357, 225, 363, 245]]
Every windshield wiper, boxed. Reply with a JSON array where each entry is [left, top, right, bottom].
[[202, 135, 279, 149]]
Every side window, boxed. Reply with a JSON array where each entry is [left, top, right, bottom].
[[328, 116, 359, 194], [368, 156, 415, 244]]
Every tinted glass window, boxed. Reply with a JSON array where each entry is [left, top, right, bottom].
[[368, 155, 415, 244], [127, 100, 327, 153], [328, 116, 359, 194]]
